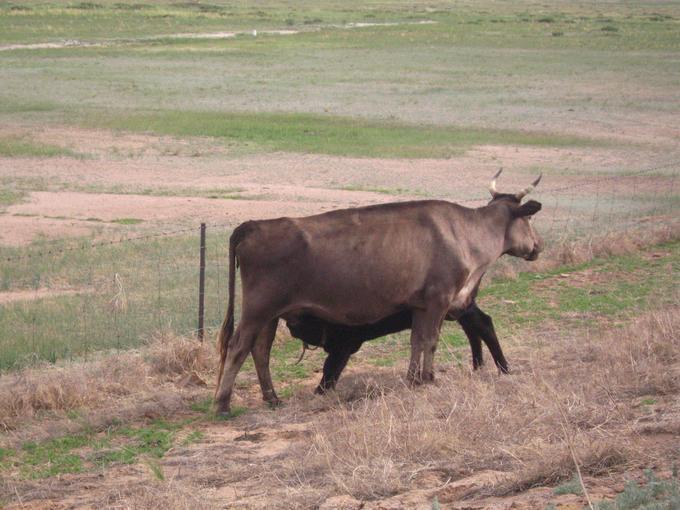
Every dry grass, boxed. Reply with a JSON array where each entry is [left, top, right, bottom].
[[492, 221, 680, 280], [98, 480, 215, 510], [292, 305, 680, 500], [0, 333, 216, 440], [536, 222, 680, 271]]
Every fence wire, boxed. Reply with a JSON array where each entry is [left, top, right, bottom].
[[0, 162, 678, 371]]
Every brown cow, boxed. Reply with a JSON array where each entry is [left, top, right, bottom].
[[215, 170, 543, 414]]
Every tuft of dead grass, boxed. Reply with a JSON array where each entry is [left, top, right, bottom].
[[145, 330, 215, 376], [98, 479, 215, 510]]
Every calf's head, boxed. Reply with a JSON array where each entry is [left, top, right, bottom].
[[488, 169, 544, 261]]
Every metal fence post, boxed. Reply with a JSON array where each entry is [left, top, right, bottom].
[[198, 222, 206, 341]]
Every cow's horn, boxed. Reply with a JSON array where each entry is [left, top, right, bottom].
[[515, 173, 542, 200], [489, 168, 503, 197]]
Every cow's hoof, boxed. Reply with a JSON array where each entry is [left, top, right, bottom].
[[267, 397, 282, 408], [406, 375, 422, 387], [214, 401, 231, 416], [497, 364, 510, 375], [215, 408, 231, 418], [314, 385, 332, 395], [421, 372, 435, 383]]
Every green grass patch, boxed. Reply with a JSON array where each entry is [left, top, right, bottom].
[[338, 184, 429, 196], [0, 188, 26, 207], [0, 136, 79, 158], [594, 469, 680, 509], [180, 430, 204, 446], [476, 241, 679, 335], [110, 217, 144, 225], [554, 475, 583, 495], [0, 232, 226, 370], [20, 434, 90, 478], [85, 110, 601, 158], [0, 418, 210, 479]]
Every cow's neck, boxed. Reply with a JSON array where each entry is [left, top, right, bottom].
[[467, 202, 510, 267], [445, 203, 509, 313]]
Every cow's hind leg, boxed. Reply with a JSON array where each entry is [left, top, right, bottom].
[[315, 341, 361, 395], [251, 318, 281, 406], [215, 316, 269, 415]]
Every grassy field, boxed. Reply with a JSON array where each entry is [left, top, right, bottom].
[[1, 1, 679, 156]]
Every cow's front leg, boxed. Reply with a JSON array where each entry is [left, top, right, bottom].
[[315, 340, 362, 394], [409, 305, 447, 384], [251, 318, 281, 406]]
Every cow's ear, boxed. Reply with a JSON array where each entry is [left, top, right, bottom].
[[515, 200, 542, 217]]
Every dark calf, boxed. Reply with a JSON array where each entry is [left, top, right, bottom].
[[285, 302, 509, 394]]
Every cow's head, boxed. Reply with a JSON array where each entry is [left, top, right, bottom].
[[488, 169, 544, 261]]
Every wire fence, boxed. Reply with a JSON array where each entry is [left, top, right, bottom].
[[0, 162, 678, 371]]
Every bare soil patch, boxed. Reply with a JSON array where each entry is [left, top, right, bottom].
[[0, 214, 100, 246], [0, 287, 92, 305]]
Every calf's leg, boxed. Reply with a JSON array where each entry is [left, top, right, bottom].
[[458, 310, 484, 370], [460, 304, 509, 373], [315, 340, 362, 394]]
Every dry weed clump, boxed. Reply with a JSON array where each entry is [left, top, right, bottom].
[[303, 306, 680, 499], [0, 353, 148, 429], [99, 479, 215, 510], [0, 333, 215, 434], [145, 331, 216, 376]]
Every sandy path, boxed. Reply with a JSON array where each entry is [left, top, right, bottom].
[[0, 21, 436, 52]]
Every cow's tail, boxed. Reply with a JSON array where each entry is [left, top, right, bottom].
[[215, 223, 250, 397]]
